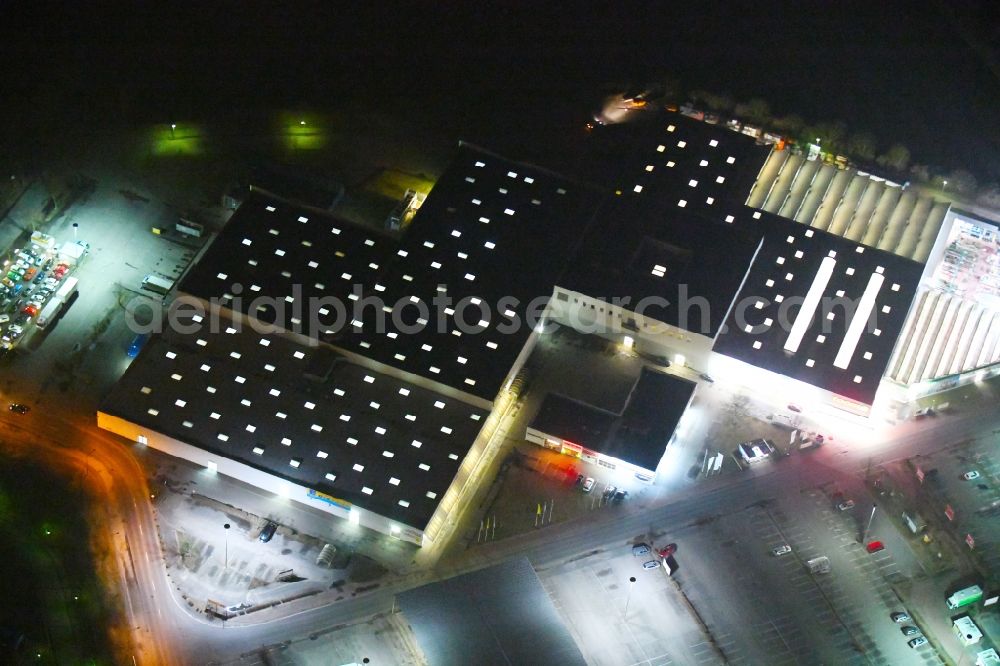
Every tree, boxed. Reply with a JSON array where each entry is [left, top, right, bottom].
[[942, 169, 977, 195], [696, 91, 734, 112], [734, 98, 771, 124], [877, 143, 910, 172], [975, 183, 1000, 207], [846, 132, 877, 161], [772, 114, 805, 135], [812, 121, 848, 150]]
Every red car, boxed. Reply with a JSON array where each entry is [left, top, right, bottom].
[[657, 543, 678, 558], [866, 541, 885, 553], [22, 304, 38, 317]]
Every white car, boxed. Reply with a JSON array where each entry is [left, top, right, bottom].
[[772, 544, 792, 556], [581, 477, 595, 493], [963, 470, 980, 481]]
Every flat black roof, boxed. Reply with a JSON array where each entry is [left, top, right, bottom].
[[557, 114, 773, 337], [712, 211, 924, 404], [559, 195, 763, 337], [180, 145, 597, 401], [576, 113, 771, 204], [399, 556, 587, 666], [101, 319, 488, 530], [529, 367, 695, 472]]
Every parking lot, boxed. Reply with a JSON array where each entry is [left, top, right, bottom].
[[537, 549, 723, 666], [674, 491, 943, 666], [912, 436, 1000, 575]]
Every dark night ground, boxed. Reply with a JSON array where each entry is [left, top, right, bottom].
[[0, 1, 998, 181], [0, 457, 114, 665]]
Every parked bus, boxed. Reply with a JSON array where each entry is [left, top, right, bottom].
[[947, 585, 983, 610], [36, 276, 78, 330]]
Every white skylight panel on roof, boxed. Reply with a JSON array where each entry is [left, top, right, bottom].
[[784, 256, 836, 354], [833, 272, 884, 370]]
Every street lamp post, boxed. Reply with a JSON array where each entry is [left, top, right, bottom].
[[72, 222, 78, 240], [942, 179, 949, 193], [861, 504, 877, 544], [223, 523, 230, 572], [170, 123, 176, 139], [624, 576, 637, 621]]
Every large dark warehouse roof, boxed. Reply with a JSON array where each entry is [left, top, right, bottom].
[[180, 145, 598, 401], [101, 317, 487, 530]]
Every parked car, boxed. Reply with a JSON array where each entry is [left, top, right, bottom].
[[603, 485, 617, 499], [642, 560, 660, 570], [259, 521, 278, 543], [581, 477, 595, 493], [8, 403, 30, 414], [907, 637, 927, 649], [612, 489, 628, 503], [901, 626, 920, 637], [837, 500, 855, 511], [891, 612, 911, 623], [631, 543, 651, 557], [772, 544, 792, 556], [963, 470, 981, 481], [0, 314, 8, 324], [657, 543, 677, 558], [22, 267, 37, 282], [865, 541, 885, 554], [574, 473, 584, 486], [21, 304, 38, 317]]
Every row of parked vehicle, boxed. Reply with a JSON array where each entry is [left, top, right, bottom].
[[574, 474, 629, 502], [0, 245, 73, 349]]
